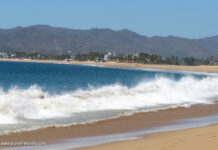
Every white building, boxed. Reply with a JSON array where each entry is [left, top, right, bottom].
[[104, 52, 112, 62], [0, 52, 8, 58]]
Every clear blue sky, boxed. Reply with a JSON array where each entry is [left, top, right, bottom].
[[1, 0, 218, 38]]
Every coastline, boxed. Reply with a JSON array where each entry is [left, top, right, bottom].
[[1, 58, 218, 73], [77, 123, 218, 150], [1, 58, 218, 149], [0, 103, 218, 148]]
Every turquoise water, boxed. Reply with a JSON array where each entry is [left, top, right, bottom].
[[0, 61, 218, 134]]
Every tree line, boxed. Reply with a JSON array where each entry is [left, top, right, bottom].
[[7, 51, 213, 66], [74, 52, 211, 66]]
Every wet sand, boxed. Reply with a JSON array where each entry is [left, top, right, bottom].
[[78, 123, 218, 150], [0, 104, 218, 147]]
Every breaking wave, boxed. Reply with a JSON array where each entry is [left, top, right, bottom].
[[0, 75, 218, 133]]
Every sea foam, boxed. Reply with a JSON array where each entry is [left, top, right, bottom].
[[0, 76, 218, 122], [0, 75, 218, 133]]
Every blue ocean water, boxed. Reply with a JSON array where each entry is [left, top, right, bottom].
[[0, 61, 218, 134], [0, 61, 203, 93]]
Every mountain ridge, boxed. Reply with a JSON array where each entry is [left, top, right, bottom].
[[0, 25, 218, 58]]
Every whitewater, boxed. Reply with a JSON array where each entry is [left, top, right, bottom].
[[0, 61, 218, 134]]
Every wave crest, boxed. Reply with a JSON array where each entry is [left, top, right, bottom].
[[0, 76, 218, 125]]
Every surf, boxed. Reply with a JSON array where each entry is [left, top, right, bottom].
[[0, 75, 218, 132]]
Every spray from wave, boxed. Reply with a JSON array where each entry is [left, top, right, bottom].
[[0, 75, 218, 133]]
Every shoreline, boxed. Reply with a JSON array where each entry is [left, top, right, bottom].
[[0, 103, 218, 148], [77, 123, 218, 150], [1, 58, 218, 149], [1, 58, 218, 73]]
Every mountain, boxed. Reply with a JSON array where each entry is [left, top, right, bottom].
[[0, 25, 218, 58]]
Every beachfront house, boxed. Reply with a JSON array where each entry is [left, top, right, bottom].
[[104, 52, 112, 62]]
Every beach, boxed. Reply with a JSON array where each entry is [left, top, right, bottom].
[[0, 104, 218, 149], [1, 58, 218, 73], [78, 123, 218, 150], [0, 59, 218, 150]]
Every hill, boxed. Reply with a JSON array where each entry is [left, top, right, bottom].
[[0, 25, 218, 58]]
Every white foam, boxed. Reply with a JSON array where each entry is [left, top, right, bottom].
[[0, 76, 218, 130]]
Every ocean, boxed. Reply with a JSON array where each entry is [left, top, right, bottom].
[[0, 61, 218, 134]]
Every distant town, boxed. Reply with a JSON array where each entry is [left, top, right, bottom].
[[0, 51, 218, 66]]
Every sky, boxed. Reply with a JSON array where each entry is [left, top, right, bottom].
[[0, 0, 218, 38]]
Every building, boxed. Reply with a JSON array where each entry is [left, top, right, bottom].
[[104, 52, 112, 62], [0, 52, 8, 58], [132, 53, 139, 58]]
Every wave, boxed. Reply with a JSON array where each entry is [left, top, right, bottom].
[[0, 75, 218, 126]]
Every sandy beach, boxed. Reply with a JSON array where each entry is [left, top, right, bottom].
[[0, 59, 218, 150], [1, 58, 218, 73], [78, 123, 218, 150], [0, 104, 218, 148]]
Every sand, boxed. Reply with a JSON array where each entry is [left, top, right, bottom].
[[1, 58, 218, 73], [0, 104, 218, 147], [78, 124, 218, 150]]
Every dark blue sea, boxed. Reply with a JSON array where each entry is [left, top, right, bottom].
[[0, 61, 206, 93]]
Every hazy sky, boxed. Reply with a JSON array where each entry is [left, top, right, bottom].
[[1, 0, 218, 38]]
